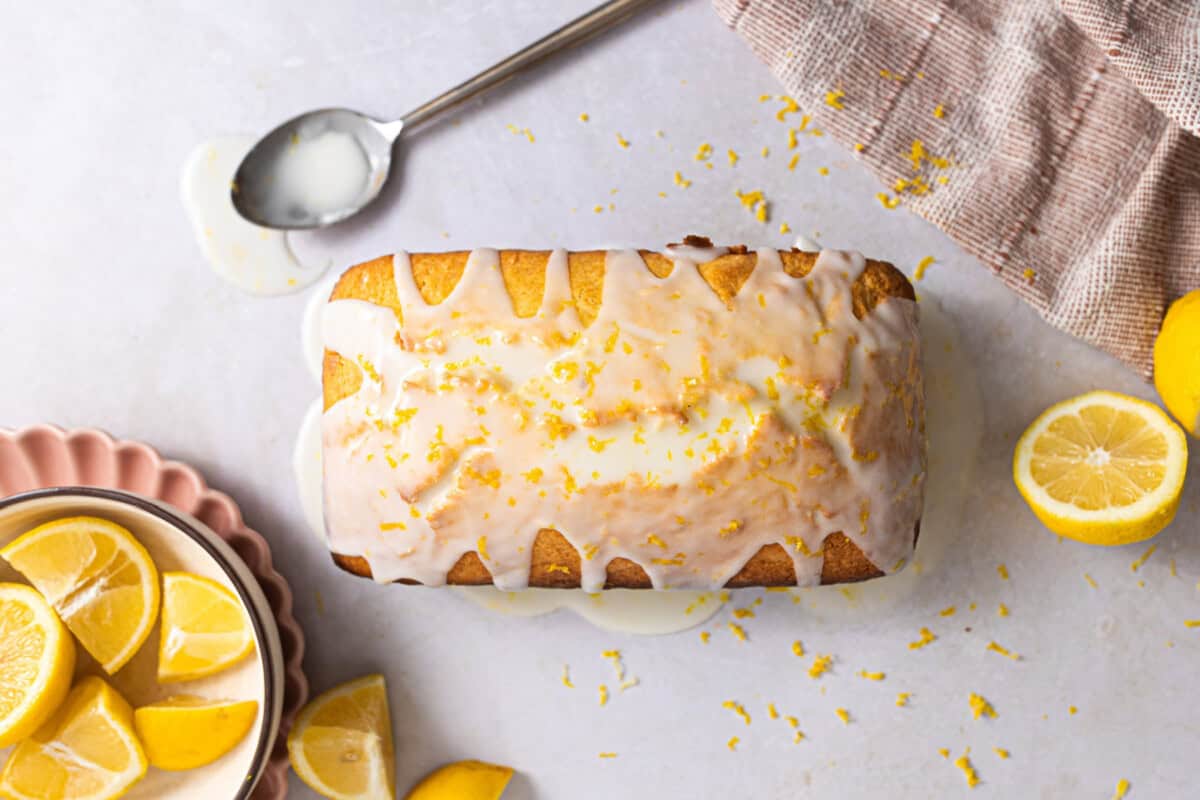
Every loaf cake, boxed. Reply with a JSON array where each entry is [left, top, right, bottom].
[[321, 240, 925, 590]]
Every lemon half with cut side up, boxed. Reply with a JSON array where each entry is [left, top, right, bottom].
[[1154, 289, 1200, 437], [1013, 390, 1188, 546]]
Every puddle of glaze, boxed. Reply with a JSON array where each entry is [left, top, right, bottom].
[[303, 275, 340, 382], [786, 291, 982, 620], [182, 136, 328, 295], [453, 587, 723, 635], [295, 398, 327, 544]]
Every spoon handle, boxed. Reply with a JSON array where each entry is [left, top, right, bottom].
[[400, 0, 661, 130]]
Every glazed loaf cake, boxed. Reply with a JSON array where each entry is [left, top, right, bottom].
[[321, 241, 925, 590]]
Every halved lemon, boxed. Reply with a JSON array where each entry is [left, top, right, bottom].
[[404, 760, 514, 800], [0, 676, 147, 800], [0, 583, 76, 746], [158, 571, 255, 683], [134, 696, 259, 771], [1, 517, 159, 674], [1013, 390, 1188, 545], [288, 674, 395, 800], [1154, 289, 1200, 437]]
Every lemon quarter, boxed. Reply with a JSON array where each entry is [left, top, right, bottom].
[[158, 571, 255, 683], [134, 696, 259, 770], [0, 676, 147, 800], [404, 760, 514, 800], [0, 583, 75, 747], [288, 674, 395, 800], [1, 517, 159, 674]]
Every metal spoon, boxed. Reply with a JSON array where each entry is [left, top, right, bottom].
[[233, 0, 660, 230]]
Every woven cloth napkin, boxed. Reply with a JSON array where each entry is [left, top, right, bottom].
[[714, 0, 1200, 378]]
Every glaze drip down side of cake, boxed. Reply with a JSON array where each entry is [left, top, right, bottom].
[[321, 244, 925, 590]]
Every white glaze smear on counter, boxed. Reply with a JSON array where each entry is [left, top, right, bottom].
[[322, 247, 925, 591], [181, 136, 328, 295]]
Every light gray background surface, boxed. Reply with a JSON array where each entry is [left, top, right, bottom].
[[2, 1, 1197, 797]]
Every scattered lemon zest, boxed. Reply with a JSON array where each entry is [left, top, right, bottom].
[[824, 89, 845, 109], [728, 623, 748, 642], [726, 736, 739, 751], [775, 95, 800, 122], [939, 748, 950, 759], [808, 654, 833, 678], [835, 708, 850, 724], [986, 641, 1021, 661], [998, 603, 1010, 617], [579, 113, 589, 122], [598, 752, 617, 759], [598, 684, 608, 706], [1185, 620, 1200, 628], [817, 166, 829, 176], [476, 536, 490, 561], [1113, 778, 1130, 799], [997, 564, 1009, 580], [858, 670, 885, 681], [908, 627, 937, 650], [933, 104, 945, 119], [969, 693, 997, 719], [561, 664, 574, 688], [994, 747, 1010, 759], [896, 693, 911, 707], [727, 149, 739, 166], [723, 700, 751, 726], [914, 256, 935, 281], [700, 630, 711, 644], [939, 605, 956, 617], [673, 171, 691, 188], [792, 640, 805, 658], [1130, 544, 1156, 572], [954, 753, 981, 787], [615, 133, 630, 149], [1084, 573, 1098, 588], [876, 192, 901, 209], [767, 703, 779, 720]]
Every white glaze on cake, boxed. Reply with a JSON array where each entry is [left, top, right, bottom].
[[321, 247, 924, 591]]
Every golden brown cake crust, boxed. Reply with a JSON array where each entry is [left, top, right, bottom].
[[323, 247, 918, 588]]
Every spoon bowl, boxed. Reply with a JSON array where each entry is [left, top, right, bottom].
[[232, 109, 402, 230]]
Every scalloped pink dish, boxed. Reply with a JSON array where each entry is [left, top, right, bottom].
[[0, 425, 307, 800]]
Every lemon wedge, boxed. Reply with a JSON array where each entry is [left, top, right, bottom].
[[288, 674, 395, 800], [1013, 390, 1188, 545], [0, 676, 147, 800], [133, 696, 259, 770], [1154, 289, 1200, 437], [1, 517, 159, 674], [158, 571, 255, 683], [0, 583, 76, 746], [405, 760, 514, 800]]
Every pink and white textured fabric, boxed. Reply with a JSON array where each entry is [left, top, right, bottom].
[[714, 0, 1200, 378]]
